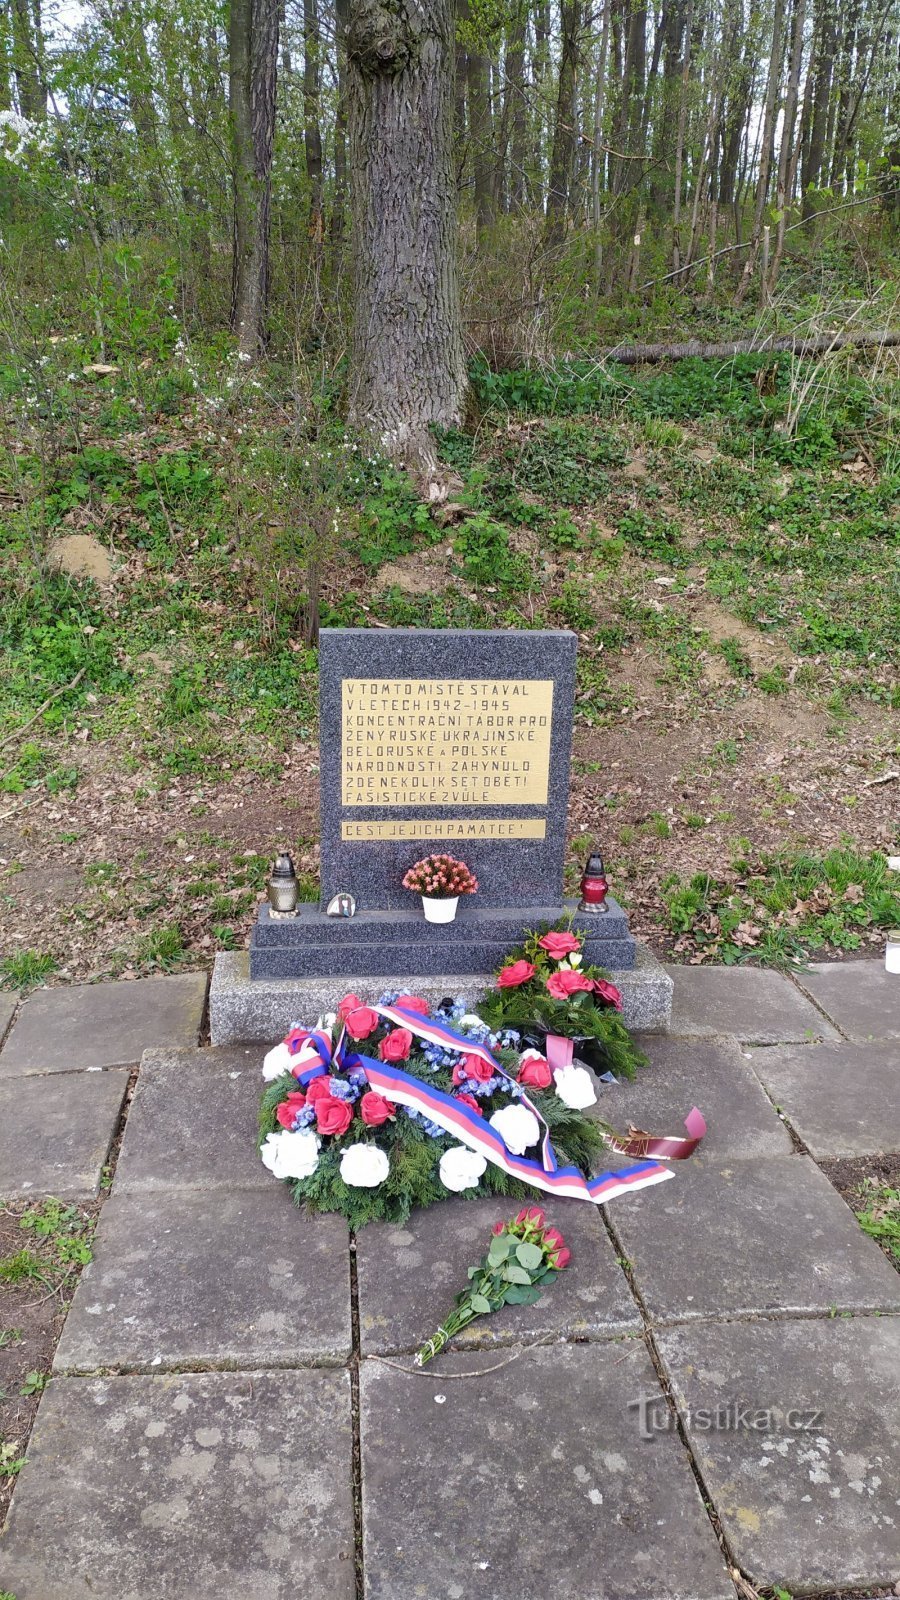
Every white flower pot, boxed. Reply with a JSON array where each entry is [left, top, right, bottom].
[[422, 895, 459, 924]]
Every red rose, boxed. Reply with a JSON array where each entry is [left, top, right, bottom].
[[344, 1005, 379, 1040], [454, 1092, 483, 1116], [451, 1063, 468, 1086], [546, 969, 594, 1000], [315, 1097, 353, 1136], [516, 1205, 545, 1226], [491, 1220, 505, 1235], [275, 1092, 306, 1130], [394, 994, 429, 1016], [517, 1052, 552, 1090], [497, 960, 537, 988], [360, 1091, 395, 1127], [337, 994, 363, 1023], [538, 931, 582, 960], [462, 1052, 494, 1082], [305, 1076, 334, 1104], [379, 1028, 413, 1062], [549, 1246, 571, 1269], [593, 979, 623, 1011], [542, 1226, 565, 1252]]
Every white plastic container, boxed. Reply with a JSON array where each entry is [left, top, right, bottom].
[[422, 895, 459, 924], [886, 931, 900, 975]]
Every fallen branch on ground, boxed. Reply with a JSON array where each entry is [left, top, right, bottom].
[[0, 668, 86, 758], [593, 327, 900, 365]]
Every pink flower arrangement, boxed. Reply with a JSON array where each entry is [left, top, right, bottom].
[[416, 1210, 571, 1365], [402, 854, 478, 900]]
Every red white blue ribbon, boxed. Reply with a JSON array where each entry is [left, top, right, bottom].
[[281, 1004, 674, 1208]]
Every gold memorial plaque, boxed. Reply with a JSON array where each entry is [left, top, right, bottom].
[[341, 818, 547, 841], [341, 678, 554, 808]]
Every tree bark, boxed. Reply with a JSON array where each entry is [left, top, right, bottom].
[[506, 1, 527, 207], [229, 0, 280, 357], [341, 0, 467, 467], [467, 32, 494, 238], [545, 0, 581, 241], [733, 0, 785, 304], [591, 327, 900, 362], [767, 0, 806, 295], [591, 0, 611, 288], [303, 0, 324, 248], [11, 0, 45, 118]]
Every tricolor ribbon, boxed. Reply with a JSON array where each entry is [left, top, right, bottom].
[[276, 1005, 706, 1208]]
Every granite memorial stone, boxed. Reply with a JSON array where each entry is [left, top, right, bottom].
[[249, 627, 636, 978]]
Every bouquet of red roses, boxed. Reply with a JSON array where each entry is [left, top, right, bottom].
[[415, 1207, 570, 1365], [476, 922, 645, 1082]]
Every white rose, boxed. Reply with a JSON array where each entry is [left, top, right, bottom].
[[262, 1038, 322, 1082], [459, 1012, 488, 1032], [260, 1129, 320, 1181], [439, 1145, 487, 1192], [262, 1041, 294, 1082], [339, 1143, 390, 1188], [553, 1064, 597, 1110], [489, 1103, 541, 1155]]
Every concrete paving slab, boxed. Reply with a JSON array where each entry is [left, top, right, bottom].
[[0, 989, 16, 1046], [360, 1339, 732, 1600], [609, 1155, 900, 1323], [114, 1045, 270, 1193], [0, 1069, 128, 1198], [0, 971, 208, 1077], [356, 1197, 640, 1355], [0, 1368, 355, 1600], [751, 1040, 900, 1158], [600, 1034, 793, 1159], [664, 965, 838, 1043], [657, 1316, 900, 1591], [55, 1187, 351, 1372], [794, 958, 900, 1041]]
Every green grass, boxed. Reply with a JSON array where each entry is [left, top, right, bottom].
[[0, 951, 56, 991], [662, 847, 900, 965], [854, 1182, 900, 1264]]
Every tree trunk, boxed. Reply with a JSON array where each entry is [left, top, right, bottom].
[[467, 34, 494, 238], [229, 0, 280, 357], [529, 0, 551, 205], [545, 0, 581, 241], [341, 0, 466, 467], [331, 60, 348, 249], [733, 0, 785, 305], [506, 1, 527, 207], [591, 0, 611, 289], [11, 0, 45, 118], [797, 0, 832, 208], [767, 0, 806, 296], [303, 0, 324, 248], [670, 0, 693, 270]]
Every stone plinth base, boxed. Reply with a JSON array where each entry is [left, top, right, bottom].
[[209, 945, 673, 1046], [249, 896, 635, 979]]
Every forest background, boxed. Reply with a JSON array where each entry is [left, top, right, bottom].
[[0, 0, 898, 989]]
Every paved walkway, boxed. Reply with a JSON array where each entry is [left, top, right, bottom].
[[0, 962, 898, 1598]]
